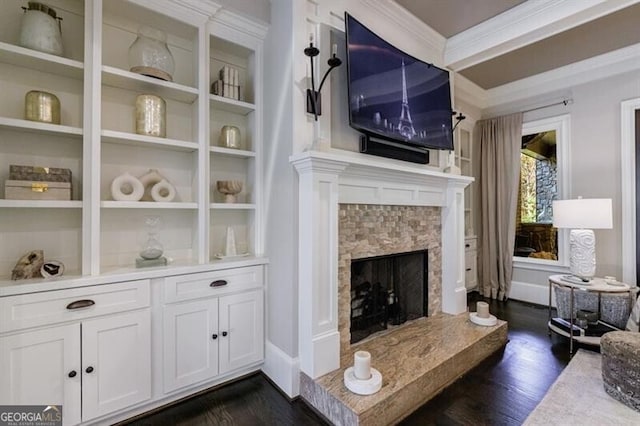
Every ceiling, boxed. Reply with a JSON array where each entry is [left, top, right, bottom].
[[395, 0, 640, 90]]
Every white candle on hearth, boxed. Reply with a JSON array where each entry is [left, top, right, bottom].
[[477, 301, 490, 319], [354, 350, 372, 380]]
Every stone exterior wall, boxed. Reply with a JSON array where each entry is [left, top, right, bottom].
[[338, 204, 442, 356], [535, 158, 557, 221]]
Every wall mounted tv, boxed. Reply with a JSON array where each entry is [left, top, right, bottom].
[[345, 13, 454, 162]]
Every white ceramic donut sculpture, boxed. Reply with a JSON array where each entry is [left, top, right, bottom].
[[138, 169, 165, 201], [111, 172, 144, 201], [151, 179, 176, 202]]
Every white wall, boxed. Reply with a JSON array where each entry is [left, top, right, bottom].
[[499, 70, 640, 303], [218, 0, 270, 24], [262, 0, 300, 396]]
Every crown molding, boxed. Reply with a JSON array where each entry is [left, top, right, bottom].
[[453, 73, 487, 111], [211, 8, 270, 40], [170, 0, 222, 17], [485, 42, 640, 108], [444, 0, 640, 71], [128, 0, 211, 24], [359, 0, 446, 57]]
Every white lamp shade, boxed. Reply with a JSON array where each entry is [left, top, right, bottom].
[[552, 198, 613, 229]]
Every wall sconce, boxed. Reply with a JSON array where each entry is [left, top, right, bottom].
[[304, 34, 342, 121], [452, 111, 466, 131]]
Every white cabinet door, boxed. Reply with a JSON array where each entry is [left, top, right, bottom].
[[81, 310, 151, 421], [163, 299, 219, 393], [219, 290, 264, 374], [0, 324, 81, 426]]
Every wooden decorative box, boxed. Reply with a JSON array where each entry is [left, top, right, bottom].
[[9, 165, 72, 183], [5, 180, 72, 200]]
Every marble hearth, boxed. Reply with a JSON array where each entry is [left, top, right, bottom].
[[301, 314, 508, 425]]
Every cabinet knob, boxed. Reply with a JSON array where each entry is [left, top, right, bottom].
[[465, 244, 470, 248], [212, 333, 218, 340], [68, 370, 77, 378], [222, 331, 228, 337], [85, 366, 94, 374], [466, 268, 472, 271], [66, 299, 95, 310], [210, 280, 228, 288]]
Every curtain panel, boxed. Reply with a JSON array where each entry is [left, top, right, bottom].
[[474, 113, 523, 300]]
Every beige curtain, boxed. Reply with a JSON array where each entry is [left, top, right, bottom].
[[474, 113, 523, 300]]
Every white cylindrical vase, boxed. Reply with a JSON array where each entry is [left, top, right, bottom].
[[354, 350, 371, 380]]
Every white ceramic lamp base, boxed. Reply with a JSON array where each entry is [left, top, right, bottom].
[[343, 367, 382, 395], [569, 229, 596, 279]]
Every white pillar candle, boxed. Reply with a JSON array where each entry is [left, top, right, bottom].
[[354, 350, 371, 380], [477, 301, 490, 319]]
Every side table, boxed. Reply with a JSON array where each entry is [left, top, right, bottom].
[[547, 274, 634, 354]]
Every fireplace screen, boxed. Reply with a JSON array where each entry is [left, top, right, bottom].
[[350, 250, 428, 344]]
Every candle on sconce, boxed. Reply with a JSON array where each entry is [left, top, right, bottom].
[[477, 301, 490, 319], [309, 33, 314, 43], [332, 43, 337, 56], [354, 350, 372, 380]]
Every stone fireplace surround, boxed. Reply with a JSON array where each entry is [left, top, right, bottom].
[[291, 149, 472, 379], [339, 204, 441, 356]]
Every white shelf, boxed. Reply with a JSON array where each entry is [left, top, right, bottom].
[[0, 116, 83, 138], [0, 200, 82, 208], [210, 146, 255, 158], [102, 66, 199, 104], [210, 94, 255, 115], [101, 129, 199, 152], [0, 41, 83, 79], [210, 203, 256, 210], [101, 201, 198, 209]]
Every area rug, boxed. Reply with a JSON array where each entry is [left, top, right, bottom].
[[523, 349, 640, 425]]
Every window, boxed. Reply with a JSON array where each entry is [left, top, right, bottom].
[[514, 115, 570, 266]]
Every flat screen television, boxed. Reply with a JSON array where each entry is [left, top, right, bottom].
[[345, 13, 454, 151]]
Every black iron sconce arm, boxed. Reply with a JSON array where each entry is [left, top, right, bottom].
[[304, 38, 342, 121]]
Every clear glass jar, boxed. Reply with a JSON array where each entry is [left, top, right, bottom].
[[19, 2, 64, 56], [128, 26, 175, 82]]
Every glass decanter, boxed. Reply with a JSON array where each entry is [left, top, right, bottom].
[[140, 216, 164, 260]]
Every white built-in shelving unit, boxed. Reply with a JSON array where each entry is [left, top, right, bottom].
[[0, 0, 266, 283]]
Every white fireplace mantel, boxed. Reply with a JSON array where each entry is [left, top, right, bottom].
[[291, 149, 472, 379]]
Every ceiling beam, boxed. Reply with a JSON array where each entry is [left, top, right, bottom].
[[444, 0, 640, 71]]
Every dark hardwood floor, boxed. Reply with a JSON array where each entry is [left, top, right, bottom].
[[124, 293, 585, 426]]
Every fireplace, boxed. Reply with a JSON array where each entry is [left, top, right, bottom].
[[292, 150, 471, 379], [350, 250, 428, 343]]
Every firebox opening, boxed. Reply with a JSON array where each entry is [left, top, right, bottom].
[[350, 250, 428, 344]]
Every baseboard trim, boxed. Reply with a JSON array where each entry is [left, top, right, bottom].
[[262, 340, 300, 398], [510, 280, 555, 307]]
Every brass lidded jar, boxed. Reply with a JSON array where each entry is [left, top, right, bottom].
[[25, 90, 61, 124]]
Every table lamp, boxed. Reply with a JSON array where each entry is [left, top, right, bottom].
[[552, 198, 612, 280]]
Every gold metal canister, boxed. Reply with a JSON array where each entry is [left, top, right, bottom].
[[25, 90, 61, 124], [135, 94, 166, 137]]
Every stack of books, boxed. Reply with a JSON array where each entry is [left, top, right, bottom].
[[211, 65, 241, 100]]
